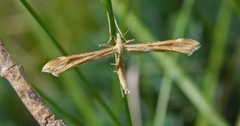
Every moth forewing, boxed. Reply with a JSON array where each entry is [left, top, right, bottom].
[[42, 46, 115, 76], [126, 38, 201, 56]]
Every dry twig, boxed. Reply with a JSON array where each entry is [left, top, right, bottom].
[[0, 39, 66, 126]]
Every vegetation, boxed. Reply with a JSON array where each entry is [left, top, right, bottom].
[[0, 0, 239, 125]]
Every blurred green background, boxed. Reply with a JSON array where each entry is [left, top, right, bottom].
[[0, 0, 240, 126]]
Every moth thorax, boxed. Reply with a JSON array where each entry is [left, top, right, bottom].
[[115, 33, 126, 54]]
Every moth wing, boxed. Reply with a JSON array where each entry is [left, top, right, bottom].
[[42, 47, 115, 76], [126, 38, 201, 56]]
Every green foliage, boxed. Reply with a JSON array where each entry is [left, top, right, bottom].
[[0, 0, 239, 126]]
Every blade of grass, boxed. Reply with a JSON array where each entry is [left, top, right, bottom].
[[202, 0, 232, 103], [153, 0, 196, 125], [103, 0, 116, 41], [103, 0, 132, 125], [113, 1, 228, 125], [18, 0, 66, 55], [153, 74, 172, 126], [17, 0, 120, 125], [33, 84, 84, 126], [112, 76, 123, 126], [61, 73, 101, 126], [123, 96, 133, 126], [196, 0, 233, 125]]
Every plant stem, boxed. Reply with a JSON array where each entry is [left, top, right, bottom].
[[103, 0, 132, 125], [103, 0, 117, 41]]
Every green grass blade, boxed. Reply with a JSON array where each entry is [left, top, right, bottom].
[[33, 84, 84, 126], [153, 0, 196, 125], [103, 0, 132, 125], [103, 0, 117, 40], [19, 0, 67, 55], [196, 0, 233, 125], [123, 96, 132, 126], [17, 0, 120, 125]]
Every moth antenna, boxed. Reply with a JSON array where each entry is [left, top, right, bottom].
[[123, 17, 136, 36], [114, 18, 123, 35], [114, 18, 127, 42]]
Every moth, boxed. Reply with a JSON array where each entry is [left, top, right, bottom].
[[42, 33, 201, 94]]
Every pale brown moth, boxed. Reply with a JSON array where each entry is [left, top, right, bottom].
[[42, 33, 201, 94]]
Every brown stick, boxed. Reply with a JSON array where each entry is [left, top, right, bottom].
[[0, 39, 66, 126]]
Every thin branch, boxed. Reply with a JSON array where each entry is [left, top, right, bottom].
[[0, 39, 66, 126]]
